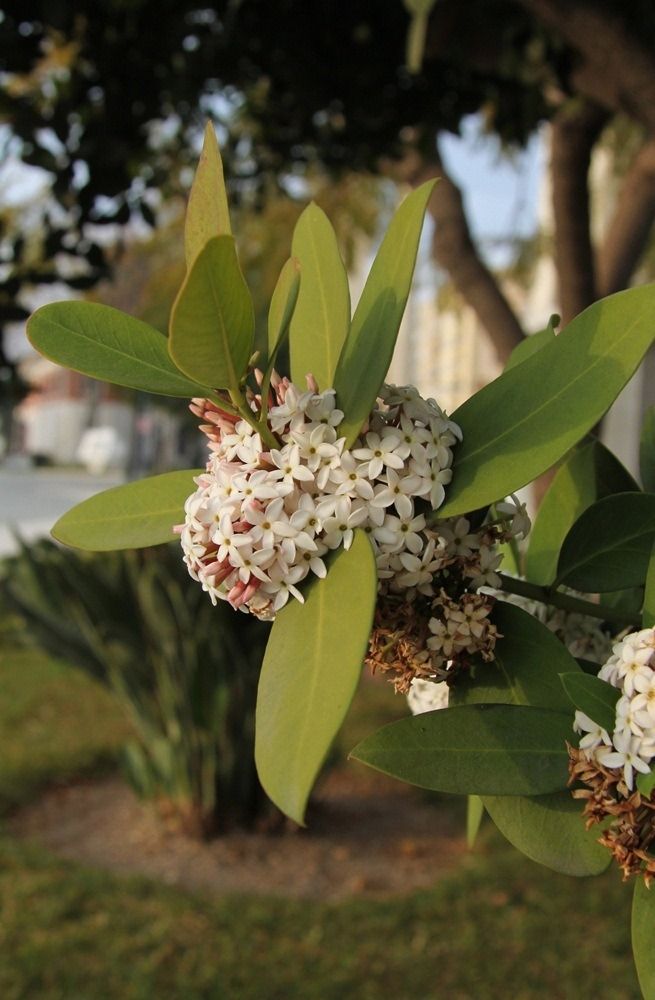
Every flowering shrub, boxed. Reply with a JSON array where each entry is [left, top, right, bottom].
[[24, 123, 655, 996]]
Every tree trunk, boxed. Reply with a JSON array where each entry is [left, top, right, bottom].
[[550, 100, 608, 323]]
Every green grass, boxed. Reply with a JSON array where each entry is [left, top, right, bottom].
[[0, 625, 642, 999], [0, 645, 129, 813], [0, 831, 639, 1000]]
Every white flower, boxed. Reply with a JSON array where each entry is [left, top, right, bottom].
[[407, 678, 449, 715], [352, 430, 407, 479], [331, 453, 375, 500], [596, 731, 653, 791], [573, 710, 611, 752], [371, 467, 422, 519]]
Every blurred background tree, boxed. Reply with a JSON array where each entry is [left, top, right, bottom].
[[3, 0, 655, 371]]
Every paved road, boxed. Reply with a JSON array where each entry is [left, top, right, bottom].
[[0, 467, 124, 556]]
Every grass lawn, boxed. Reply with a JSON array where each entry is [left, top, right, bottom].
[[0, 628, 642, 999]]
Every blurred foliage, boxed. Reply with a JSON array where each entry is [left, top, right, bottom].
[[1, 539, 274, 836]]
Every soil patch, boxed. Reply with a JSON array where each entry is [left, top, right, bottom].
[[8, 766, 468, 900]]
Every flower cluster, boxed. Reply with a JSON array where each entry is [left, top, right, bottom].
[[569, 627, 655, 882], [179, 378, 463, 621]]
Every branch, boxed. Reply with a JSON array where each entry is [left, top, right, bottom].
[[393, 145, 525, 365], [550, 100, 608, 323], [497, 573, 641, 629], [518, 0, 655, 132], [597, 136, 655, 297]]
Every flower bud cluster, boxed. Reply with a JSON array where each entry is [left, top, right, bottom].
[[179, 379, 464, 620], [574, 628, 655, 791]]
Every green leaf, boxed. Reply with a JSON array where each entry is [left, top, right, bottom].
[[268, 257, 301, 359], [184, 121, 231, 268], [632, 880, 655, 999], [169, 235, 254, 391], [466, 795, 485, 848], [350, 704, 573, 796], [27, 301, 214, 398], [255, 531, 377, 825], [644, 538, 655, 628], [439, 285, 655, 518], [334, 180, 436, 447], [52, 470, 202, 551], [526, 440, 638, 586], [637, 768, 655, 798], [454, 602, 580, 712], [483, 792, 610, 876], [504, 314, 558, 372], [288, 204, 350, 390], [556, 491, 655, 593], [640, 405, 655, 493], [559, 672, 619, 734]]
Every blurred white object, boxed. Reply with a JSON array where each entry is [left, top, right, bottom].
[[407, 677, 450, 715], [76, 426, 127, 475]]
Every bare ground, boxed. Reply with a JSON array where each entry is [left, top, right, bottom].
[[7, 766, 469, 901]]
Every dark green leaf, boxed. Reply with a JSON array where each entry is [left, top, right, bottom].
[[255, 531, 377, 825], [557, 492, 655, 593], [27, 301, 213, 398], [184, 122, 231, 268], [52, 470, 202, 551], [483, 792, 610, 876], [526, 440, 638, 586], [169, 235, 254, 391], [559, 672, 619, 734], [637, 768, 655, 798], [632, 880, 655, 998], [334, 180, 436, 446], [504, 314, 558, 371], [350, 704, 573, 796], [640, 405, 655, 493], [454, 602, 580, 712], [288, 204, 350, 391], [644, 537, 655, 628], [439, 285, 655, 517]]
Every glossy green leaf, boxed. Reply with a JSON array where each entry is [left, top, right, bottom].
[[170, 235, 254, 391], [440, 285, 655, 518], [644, 538, 655, 628], [640, 405, 655, 493], [350, 704, 573, 796], [483, 792, 610, 876], [559, 672, 619, 733], [504, 314, 558, 372], [52, 470, 201, 551], [557, 491, 655, 593], [467, 795, 484, 848], [27, 301, 214, 398], [637, 768, 655, 798], [184, 122, 231, 268], [454, 602, 580, 712], [526, 440, 638, 586], [632, 880, 655, 999], [288, 204, 350, 390], [334, 180, 436, 446], [255, 531, 377, 825], [268, 257, 301, 359]]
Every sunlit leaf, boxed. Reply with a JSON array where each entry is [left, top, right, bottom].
[[559, 672, 619, 734], [483, 792, 610, 876], [334, 180, 436, 446], [504, 314, 558, 372], [454, 602, 580, 712], [170, 235, 254, 392], [526, 440, 638, 586], [52, 470, 201, 551], [632, 880, 655, 998], [557, 491, 655, 592], [27, 301, 213, 398], [255, 531, 377, 825], [440, 285, 655, 517], [288, 204, 350, 390], [184, 122, 231, 268], [637, 768, 655, 798], [350, 704, 573, 796]]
